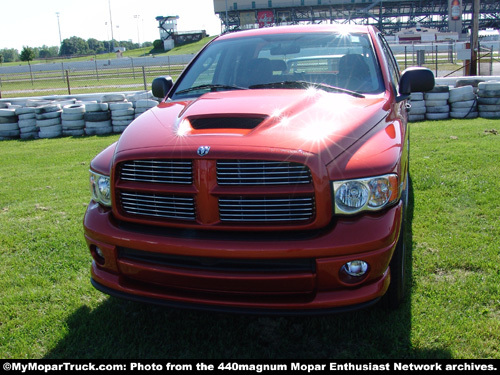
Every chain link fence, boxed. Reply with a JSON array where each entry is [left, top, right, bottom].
[[392, 41, 500, 78], [0, 54, 193, 99], [1, 41, 499, 99]]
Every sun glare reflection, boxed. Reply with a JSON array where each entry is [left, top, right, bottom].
[[176, 118, 191, 137]]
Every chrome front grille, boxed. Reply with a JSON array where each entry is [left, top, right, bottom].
[[119, 192, 196, 221], [219, 196, 315, 222], [120, 160, 192, 184], [116, 159, 315, 226], [217, 160, 312, 185]]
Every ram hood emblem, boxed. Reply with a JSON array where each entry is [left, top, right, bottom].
[[197, 146, 211, 156]]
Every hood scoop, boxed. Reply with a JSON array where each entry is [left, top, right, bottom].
[[189, 116, 267, 130]]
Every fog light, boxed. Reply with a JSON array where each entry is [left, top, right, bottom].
[[94, 246, 105, 265], [342, 260, 368, 277]]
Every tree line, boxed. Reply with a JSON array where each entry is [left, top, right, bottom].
[[0, 36, 154, 63]]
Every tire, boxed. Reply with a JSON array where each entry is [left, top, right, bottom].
[[62, 119, 85, 129], [426, 112, 449, 120], [477, 97, 500, 105], [109, 102, 133, 111], [478, 90, 500, 98], [408, 114, 425, 122], [450, 111, 478, 119], [426, 105, 449, 113], [63, 104, 85, 114], [101, 93, 126, 103], [0, 123, 19, 131], [408, 107, 426, 115], [478, 81, 500, 91], [451, 100, 477, 109], [36, 111, 62, 120], [0, 108, 17, 117], [409, 92, 424, 101], [111, 108, 135, 117], [429, 85, 450, 93], [478, 104, 500, 112], [135, 99, 158, 108], [15, 107, 36, 115], [84, 111, 111, 122], [85, 103, 109, 112], [35, 104, 61, 114], [61, 113, 84, 121], [479, 111, 500, 119], [382, 174, 410, 309], [424, 92, 449, 101], [85, 126, 113, 136], [448, 86, 475, 103], [18, 113, 36, 120], [85, 120, 112, 129], [425, 99, 448, 107], [37, 118, 61, 127]]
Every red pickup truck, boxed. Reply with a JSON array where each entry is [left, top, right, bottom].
[[84, 25, 434, 313]]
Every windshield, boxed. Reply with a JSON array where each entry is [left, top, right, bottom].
[[171, 31, 385, 100]]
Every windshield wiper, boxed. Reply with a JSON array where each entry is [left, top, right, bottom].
[[249, 81, 365, 98], [176, 84, 248, 95]]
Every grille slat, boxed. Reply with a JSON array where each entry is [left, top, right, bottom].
[[217, 160, 311, 185], [219, 197, 315, 223], [120, 160, 193, 184], [120, 192, 196, 221]]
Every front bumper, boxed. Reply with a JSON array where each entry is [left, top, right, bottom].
[[84, 201, 402, 313]]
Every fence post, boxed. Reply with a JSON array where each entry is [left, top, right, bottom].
[[435, 45, 438, 77], [94, 56, 99, 81], [65, 70, 71, 95], [142, 66, 147, 91]]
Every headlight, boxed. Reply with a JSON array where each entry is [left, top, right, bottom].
[[333, 174, 399, 214], [89, 171, 111, 207]]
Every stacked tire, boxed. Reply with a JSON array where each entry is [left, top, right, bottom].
[[84, 103, 112, 136], [36, 104, 62, 139], [477, 81, 500, 119], [109, 102, 134, 133], [134, 99, 159, 119], [62, 104, 86, 136], [0, 108, 20, 140], [16, 107, 38, 139], [408, 92, 426, 122], [425, 85, 450, 121], [448, 86, 478, 119]]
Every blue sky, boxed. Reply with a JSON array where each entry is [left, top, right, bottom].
[[0, 0, 221, 50]]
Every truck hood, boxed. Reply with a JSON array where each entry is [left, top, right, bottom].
[[115, 89, 389, 164]]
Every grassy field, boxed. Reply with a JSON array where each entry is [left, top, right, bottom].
[[0, 118, 499, 359]]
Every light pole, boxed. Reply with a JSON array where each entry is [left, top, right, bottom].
[[108, 0, 115, 51], [134, 15, 141, 45], [56, 12, 62, 45]]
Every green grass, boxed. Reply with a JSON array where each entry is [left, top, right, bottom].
[[0, 118, 499, 359]]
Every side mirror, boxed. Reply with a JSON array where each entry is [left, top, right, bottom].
[[397, 67, 435, 102], [152, 76, 174, 99]]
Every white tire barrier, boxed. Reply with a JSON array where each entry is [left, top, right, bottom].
[[448, 85, 478, 120], [85, 120, 113, 135], [35, 104, 62, 138], [478, 81, 500, 119], [0, 108, 19, 139], [62, 104, 85, 136]]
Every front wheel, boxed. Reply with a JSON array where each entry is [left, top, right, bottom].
[[382, 177, 410, 309]]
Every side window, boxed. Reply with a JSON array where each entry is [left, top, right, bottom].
[[378, 34, 400, 88]]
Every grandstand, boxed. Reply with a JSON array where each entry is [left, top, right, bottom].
[[213, 0, 500, 35]]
